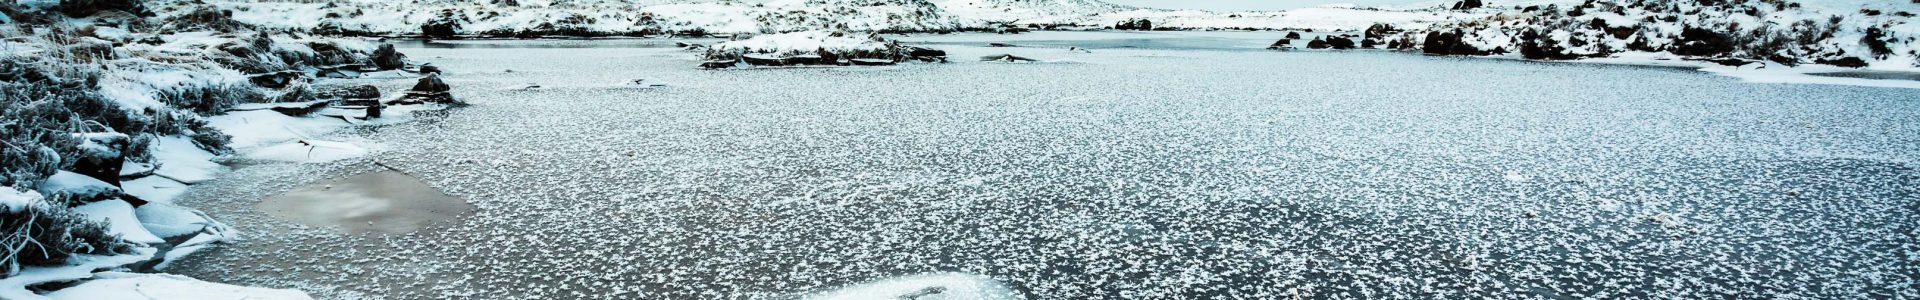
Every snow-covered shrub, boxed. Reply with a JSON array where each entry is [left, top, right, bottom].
[[0, 189, 131, 275]]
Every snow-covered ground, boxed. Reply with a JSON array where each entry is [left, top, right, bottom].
[[160, 34, 1920, 299]]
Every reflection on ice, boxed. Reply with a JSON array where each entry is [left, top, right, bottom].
[[255, 171, 472, 235]]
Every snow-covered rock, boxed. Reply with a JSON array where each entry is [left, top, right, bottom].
[[34, 171, 122, 205], [70, 200, 166, 244]]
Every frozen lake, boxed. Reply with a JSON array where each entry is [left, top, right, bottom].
[[170, 32, 1920, 299]]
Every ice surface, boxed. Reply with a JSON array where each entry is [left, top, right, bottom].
[[165, 34, 1920, 299]]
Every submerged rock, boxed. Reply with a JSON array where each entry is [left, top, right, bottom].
[[980, 54, 1038, 62]]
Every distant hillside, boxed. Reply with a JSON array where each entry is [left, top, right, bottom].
[[1396, 0, 1918, 70], [159, 0, 1487, 37]]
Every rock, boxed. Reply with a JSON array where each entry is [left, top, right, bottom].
[[1422, 30, 1487, 56], [1306, 38, 1330, 49], [980, 54, 1038, 62], [1670, 27, 1733, 57], [70, 133, 130, 188], [316, 85, 381, 103], [1267, 39, 1291, 49], [1115, 19, 1153, 30], [372, 44, 406, 70], [419, 64, 442, 74], [1817, 57, 1869, 68], [396, 74, 456, 104], [248, 71, 303, 89], [1285, 31, 1302, 39], [1327, 37, 1357, 49], [412, 74, 451, 93], [1361, 39, 1379, 48], [1451, 0, 1483, 10], [56, 0, 147, 17], [1364, 23, 1399, 40], [421, 9, 465, 38]]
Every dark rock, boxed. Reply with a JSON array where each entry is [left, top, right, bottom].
[[1817, 57, 1869, 68], [1267, 39, 1291, 49], [1285, 32, 1302, 39], [1451, 0, 1483, 10], [1327, 37, 1356, 49], [398, 74, 457, 104], [248, 71, 304, 89], [1364, 23, 1399, 40], [1306, 38, 1329, 49], [316, 85, 381, 102], [372, 44, 406, 70], [1422, 30, 1487, 55], [422, 9, 465, 38], [70, 133, 129, 188], [1361, 38, 1378, 48], [1115, 19, 1153, 30], [419, 64, 442, 74], [412, 74, 451, 93], [1670, 27, 1733, 57], [56, 0, 147, 17]]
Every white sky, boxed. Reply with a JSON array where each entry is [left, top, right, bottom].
[[1100, 0, 1428, 11]]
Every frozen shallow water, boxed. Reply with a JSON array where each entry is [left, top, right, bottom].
[[168, 32, 1919, 299]]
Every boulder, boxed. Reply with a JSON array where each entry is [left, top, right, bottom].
[[1327, 37, 1357, 49], [1285, 31, 1302, 39], [396, 74, 456, 104], [372, 44, 406, 70], [1306, 38, 1329, 49]]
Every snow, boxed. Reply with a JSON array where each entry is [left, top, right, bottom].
[[44, 272, 312, 300], [806, 273, 1019, 300], [71, 200, 166, 244], [712, 30, 891, 55], [34, 171, 120, 203], [136, 202, 230, 239], [148, 137, 226, 185], [0, 188, 41, 213], [243, 138, 375, 163], [0, 249, 155, 300], [204, 110, 350, 151]]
